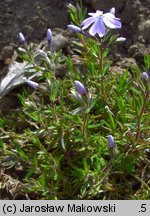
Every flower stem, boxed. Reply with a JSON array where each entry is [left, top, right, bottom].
[[101, 159, 113, 174], [135, 90, 149, 139], [101, 75, 104, 95], [24, 44, 37, 68], [80, 35, 88, 51], [82, 113, 88, 141], [51, 100, 58, 120], [99, 42, 104, 95]]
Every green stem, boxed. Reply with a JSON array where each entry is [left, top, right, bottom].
[[135, 90, 149, 139], [24, 44, 37, 68], [101, 75, 104, 96], [51, 100, 58, 120], [101, 158, 113, 174], [82, 113, 88, 141], [82, 158, 114, 199], [99, 41, 104, 95]]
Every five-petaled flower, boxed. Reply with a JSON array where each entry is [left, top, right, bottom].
[[81, 7, 122, 37]]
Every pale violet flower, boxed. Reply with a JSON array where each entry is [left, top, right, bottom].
[[74, 80, 86, 96], [108, 135, 115, 148], [67, 24, 82, 33], [19, 32, 25, 44], [81, 8, 122, 37]]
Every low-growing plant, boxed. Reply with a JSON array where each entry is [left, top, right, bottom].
[[0, 2, 149, 200]]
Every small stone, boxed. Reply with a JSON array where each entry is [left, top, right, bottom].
[[128, 45, 138, 56], [115, 53, 121, 61], [1, 45, 14, 59], [139, 20, 150, 40], [52, 34, 68, 51], [120, 57, 137, 69], [138, 35, 145, 43], [22, 25, 34, 38]]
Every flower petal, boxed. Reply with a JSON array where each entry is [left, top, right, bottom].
[[109, 7, 115, 15], [89, 10, 103, 17], [88, 12, 96, 16], [102, 13, 122, 29], [89, 19, 105, 37], [81, 17, 95, 29]]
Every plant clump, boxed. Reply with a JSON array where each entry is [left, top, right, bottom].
[[0, 2, 149, 200]]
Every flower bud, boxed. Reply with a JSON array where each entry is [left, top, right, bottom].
[[26, 80, 39, 89], [67, 24, 82, 33], [108, 135, 115, 148], [74, 80, 86, 96], [47, 28, 52, 43], [19, 32, 25, 44], [141, 72, 149, 81]]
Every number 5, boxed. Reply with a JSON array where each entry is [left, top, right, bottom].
[[141, 204, 146, 212]]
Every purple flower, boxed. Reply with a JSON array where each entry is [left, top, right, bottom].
[[108, 135, 115, 148], [74, 80, 86, 96], [26, 80, 39, 89], [47, 28, 52, 43], [81, 8, 122, 37], [67, 24, 82, 33], [19, 32, 25, 44], [141, 72, 149, 81]]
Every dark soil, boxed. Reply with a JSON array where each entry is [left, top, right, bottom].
[[0, 0, 150, 200], [0, 0, 69, 78], [0, 0, 150, 86]]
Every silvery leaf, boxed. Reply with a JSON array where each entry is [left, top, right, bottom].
[[72, 106, 85, 115], [0, 61, 41, 99]]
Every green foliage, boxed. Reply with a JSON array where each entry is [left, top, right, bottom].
[[0, 3, 149, 200], [67, 1, 87, 25]]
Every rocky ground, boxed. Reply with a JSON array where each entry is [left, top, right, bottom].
[[0, 0, 150, 200], [0, 0, 150, 92]]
